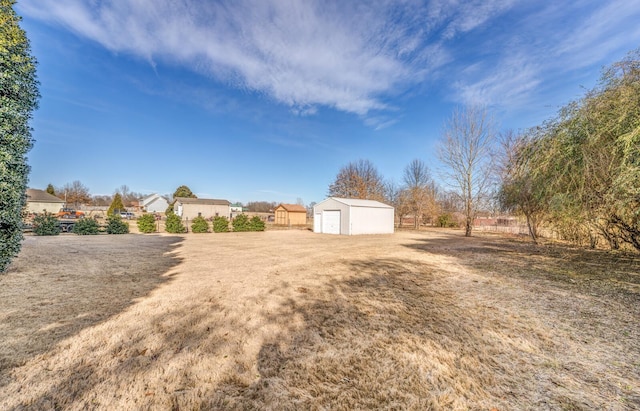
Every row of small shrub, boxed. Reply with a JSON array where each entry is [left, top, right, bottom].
[[138, 214, 266, 234], [231, 214, 266, 232], [31, 213, 265, 236], [32, 214, 129, 236]]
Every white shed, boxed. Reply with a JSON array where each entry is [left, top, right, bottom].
[[313, 197, 394, 235]]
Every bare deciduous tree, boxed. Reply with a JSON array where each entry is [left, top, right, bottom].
[[383, 180, 406, 227], [246, 201, 277, 212], [403, 159, 437, 229], [328, 159, 386, 201], [57, 180, 91, 208], [91, 195, 112, 206], [437, 106, 496, 237], [115, 184, 143, 207], [498, 130, 547, 243]]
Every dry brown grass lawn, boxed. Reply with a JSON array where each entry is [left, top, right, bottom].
[[1, 229, 638, 410]]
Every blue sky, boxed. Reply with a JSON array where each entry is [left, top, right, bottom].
[[17, 0, 640, 205]]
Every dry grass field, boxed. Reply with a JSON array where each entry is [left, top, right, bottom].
[[1, 229, 639, 410]]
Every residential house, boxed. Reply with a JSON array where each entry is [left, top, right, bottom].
[[25, 188, 65, 214], [230, 202, 244, 219], [174, 197, 231, 220], [140, 193, 170, 213]]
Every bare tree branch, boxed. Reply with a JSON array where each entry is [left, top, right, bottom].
[[437, 106, 496, 236]]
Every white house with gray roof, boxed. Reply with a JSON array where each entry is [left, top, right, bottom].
[[140, 193, 170, 213]]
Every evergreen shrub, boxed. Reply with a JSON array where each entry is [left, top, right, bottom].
[[137, 214, 156, 233], [106, 215, 129, 234], [232, 214, 250, 232], [213, 216, 229, 233], [191, 216, 209, 233], [32, 213, 60, 236], [107, 193, 125, 216], [165, 213, 186, 233], [72, 218, 100, 235], [249, 216, 266, 231], [437, 213, 458, 228]]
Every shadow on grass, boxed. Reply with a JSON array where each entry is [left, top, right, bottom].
[[207, 253, 640, 409], [205, 258, 548, 410], [404, 232, 640, 293], [0, 235, 184, 387]]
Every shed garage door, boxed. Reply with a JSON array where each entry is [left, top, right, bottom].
[[322, 210, 341, 234]]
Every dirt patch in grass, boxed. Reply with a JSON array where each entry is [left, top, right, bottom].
[[0, 230, 638, 410]]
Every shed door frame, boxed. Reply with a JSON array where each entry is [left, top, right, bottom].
[[322, 210, 341, 235], [314, 212, 322, 232]]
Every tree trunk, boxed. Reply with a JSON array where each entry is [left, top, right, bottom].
[[465, 216, 472, 236], [465, 193, 473, 237], [525, 213, 538, 244]]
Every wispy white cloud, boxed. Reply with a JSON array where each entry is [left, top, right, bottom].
[[363, 115, 400, 131], [553, 0, 640, 69], [437, 0, 517, 39], [19, 0, 640, 123], [448, 1, 640, 110], [453, 54, 541, 107], [18, 0, 510, 118]]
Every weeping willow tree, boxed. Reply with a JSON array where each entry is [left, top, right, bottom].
[[0, 1, 40, 272], [498, 129, 551, 244], [501, 49, 640, 250]]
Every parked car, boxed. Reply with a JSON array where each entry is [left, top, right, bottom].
[[119, 212, 135, 219]]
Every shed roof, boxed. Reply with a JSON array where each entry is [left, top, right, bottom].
[[175, 197, 230, 206], [323, 197, 393, 209], [276, 203, 307, 212], [26, 188, 64, 203]]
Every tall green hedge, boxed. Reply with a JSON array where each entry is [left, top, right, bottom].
[[0, 1, 40, 272]]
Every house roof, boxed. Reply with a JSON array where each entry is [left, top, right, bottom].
[[141, 193, 168, 204], [276, 203, 307, 213], [140, 193, 158, 203], [26, 188, 65, 203], [175, 197, 230, 206], [323, 197, 393, 209]]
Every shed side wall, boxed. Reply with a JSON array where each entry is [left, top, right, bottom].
[[288, 211, 307, 225], [350, 206, 395, 235]]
